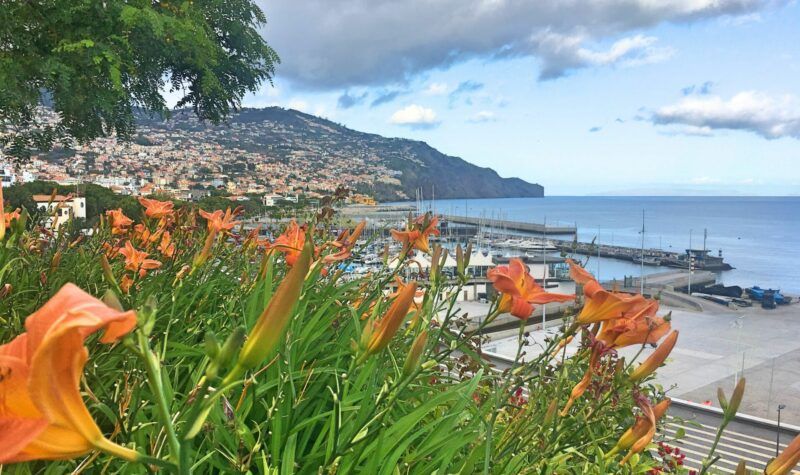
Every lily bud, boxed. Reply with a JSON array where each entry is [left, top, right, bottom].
[[630, 330, 678, 382], [402, 330, 428, 377], [654, 398, 672, 419], [725, 378, 746, 422], [364, 281, 418, 356], [430, 245, 442, 283], [735, 461, 747, 475], [102, 289, 125, 312], [456, 244, 464, 276], [237, 239, 312, 370], [50, 250, 62, 273], [381, 243, 390, 265], [614, 359, 625, 375], [543, 399, 559, 425], [767, 433, 800, 475], [139, 295, 158, 336], [205, 331, 221, 359], [206, 327, 244, 381], [718, 387, 729, 412], [100, 254, 118, 287], [219, 327, 246, 369]]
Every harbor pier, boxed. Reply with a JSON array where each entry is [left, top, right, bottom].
[[443, 215, 576, 235]]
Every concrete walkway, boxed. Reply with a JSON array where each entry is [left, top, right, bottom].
[[482, 296, 800, 425]]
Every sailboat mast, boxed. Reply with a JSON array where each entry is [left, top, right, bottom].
[[640, 210, 645, 294], [431, 184, 435, 217], [597, 226, 601, 280], [703, 228, 707, 255], [542, 215, 547, 331]]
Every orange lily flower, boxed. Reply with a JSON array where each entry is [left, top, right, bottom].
[[138, 197, 174, 219], [199, 208, 241, 235], [630, 330, 679, 381], [105, 208, 133, 235], [4, 208, 21, 228], [617, 398, 671, 464], [596, 299, 671, 348], [101, 242, 121, 260], [768, 433, 800, 474], [362, 281, 418, 357], [1, 179, 21, 239], [243, 226, 271, 251], [272, 220, 307, 267], [567, 259, 647, 324], [390, 213, 440, 254], [615, 398, 671, 452], [323, 220, 366, 263], [487, 258, 574, 319], [0, 284, 139, 463], [158, 231, 176, 258], [131, 223, 152, 244], [118, 241, 162, 278]]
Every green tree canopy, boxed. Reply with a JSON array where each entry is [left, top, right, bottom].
[[0, 0, 279, 160]]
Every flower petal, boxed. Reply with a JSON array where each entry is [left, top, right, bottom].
[[0, 418, 48, 463]]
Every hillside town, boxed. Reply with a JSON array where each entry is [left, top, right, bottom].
[[1, 108, 396, 206]]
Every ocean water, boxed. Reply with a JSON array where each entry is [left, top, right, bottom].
[[395, 196, 800, 294]]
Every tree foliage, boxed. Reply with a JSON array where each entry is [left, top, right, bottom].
[[3, 180, 141, 224], [0, 0, 279, 160]]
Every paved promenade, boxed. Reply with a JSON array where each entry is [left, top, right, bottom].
[[482, 296, 800, 425], [625, 299, 800, 424]]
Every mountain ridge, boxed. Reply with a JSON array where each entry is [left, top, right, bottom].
[[142, 106, 544, 201]]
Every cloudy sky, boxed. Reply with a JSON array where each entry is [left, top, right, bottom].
[[242, 0, 799, 195]]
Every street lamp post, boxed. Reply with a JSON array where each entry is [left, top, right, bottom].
[[777, 404, 787, 456]]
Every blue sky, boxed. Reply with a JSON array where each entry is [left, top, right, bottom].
[[240, 1, 800, 196]]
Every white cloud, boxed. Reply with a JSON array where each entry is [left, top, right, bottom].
[[287, 99, 310, 112], [467, 110, 496, 123], [260, 0, 777, 88], [266, 85, 281, 98], [533, 33, 674, 79], [423, 82, 449, 95], [721, 12, 763, 26], [657, 124, 714, 137], [689, 176, 722, 185], [652, 91, 800, 139], [313, 105, 335, 119], [389, 104, 440, 129]]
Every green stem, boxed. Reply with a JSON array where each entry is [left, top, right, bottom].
[[137, 331, 184, 474], [484, 318, 527, 474], [701, 424, 726, 474]]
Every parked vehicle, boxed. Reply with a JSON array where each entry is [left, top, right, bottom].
[[697, 284, 743, 298], [747, 286, 788, 304], [762, 290, 777, 309]]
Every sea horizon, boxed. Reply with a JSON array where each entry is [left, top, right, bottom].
[[389, 195, 800, 294]]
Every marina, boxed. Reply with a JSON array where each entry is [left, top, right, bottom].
[[442, 214, 576, 235], [245, 200, 799, 308]]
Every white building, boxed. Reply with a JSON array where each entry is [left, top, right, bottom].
[[262, 194, 282, 207], [389, 251, 498, 302], [0, 162, 37, 186], [1, 166, 14, 187], [32, 194, 87, 229]]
